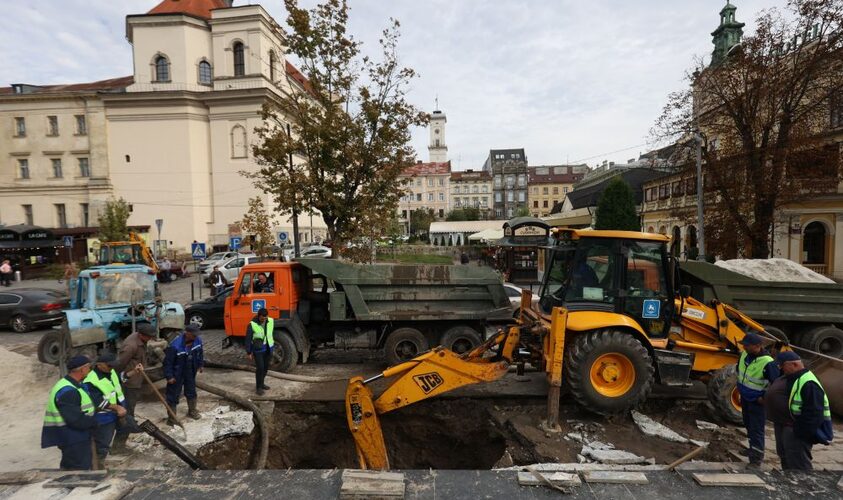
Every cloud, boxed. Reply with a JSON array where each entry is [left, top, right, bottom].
[[0, 0, 787, 168]]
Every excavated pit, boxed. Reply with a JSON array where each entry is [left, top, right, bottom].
[[196, 398, 744, 470]]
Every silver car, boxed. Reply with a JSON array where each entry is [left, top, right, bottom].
[[202, 254, 261, 286]]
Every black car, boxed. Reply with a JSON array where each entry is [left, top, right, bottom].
[[184, 286, 233, 330], [0, 288, 69, 333]]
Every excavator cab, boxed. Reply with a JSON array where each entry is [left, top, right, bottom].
[[539, 230, 674, 337]]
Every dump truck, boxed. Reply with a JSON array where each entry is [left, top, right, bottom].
[[223, 259, 513, 370], [343, 228, 843, 470], [679, 260, 843, 358]]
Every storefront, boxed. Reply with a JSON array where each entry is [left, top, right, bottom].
[[0, 225, 63, 279], [495, 217, 551, 285]]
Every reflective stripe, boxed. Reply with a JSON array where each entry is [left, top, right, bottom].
[[789, 371, 832, 419], [737, 352, 774, 392]]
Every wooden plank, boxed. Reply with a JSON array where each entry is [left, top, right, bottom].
[[692, 473, 766, 487], [339, 470, 404, 499], [582, 471, 648, 485], [517, 471, 581, 487], [0, 471, 39, 485]]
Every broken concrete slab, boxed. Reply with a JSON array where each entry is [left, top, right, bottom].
[[62, 479, 135, 500], [581, 446, 649, 465], [517, 471, 581, 487], [675, 461, 746, 472], [837, 475, 843, 492], [632, 410, 690, 443], [498, 463, 665, 473], [339, 469, 404, 499], [692, 473, 766, 487], [582, 470, 649, 485], [696, 420, 720, 430]]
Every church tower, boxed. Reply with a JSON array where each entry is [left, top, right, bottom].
[[711, 1, 745, 66], [428, 103, 448, 163]]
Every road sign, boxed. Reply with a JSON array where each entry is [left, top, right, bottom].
[[191, 242, 207, 260], [642, 299, 661, 319], [63, 236, 73, 247], [278, 231, 289, 243], [230, 237, 242, 251], [251, 299, 266, 314], [155, 219, 164, 234]]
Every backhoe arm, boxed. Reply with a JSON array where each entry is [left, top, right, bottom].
[[345, 326, 521, 470]]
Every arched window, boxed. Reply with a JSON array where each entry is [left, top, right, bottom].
[[154, 55, 170, 82], [198, 60, 212, 85], [233, 42, 245, 76], [231, 124, 247, 158], [269, 50, 277, 82]]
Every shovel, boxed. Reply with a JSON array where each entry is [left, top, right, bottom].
[[140, 369, 186, 431]]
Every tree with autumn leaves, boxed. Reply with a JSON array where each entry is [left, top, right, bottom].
[[247, 0, 427, 257], [654, 0, 843, 259]]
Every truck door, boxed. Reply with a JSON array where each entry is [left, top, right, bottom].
[[227, 271, 253, 337], [621, 240, 672, 337]]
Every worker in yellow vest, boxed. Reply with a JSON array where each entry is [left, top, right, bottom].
[[776, 351, 834, 470], [736, 332, 779, 466], [83, 352, 127, 465], [41, 356, 98, 470], [246, 308, 274, 395]]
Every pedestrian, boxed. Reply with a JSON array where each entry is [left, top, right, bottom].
[[83, 351, 127, 465], [112, 323, 155, 450], [163, 324, 204, 425], [0, 259, 11, 286], [460, 252, 469, 265], [209, 265, 227, 296], [764, 367, 794, 469], [246, 308, 273, 395], [160, 258, 172, 283], [776, 351, 833, 471], [736, 332, 779, 467], [41, 355, 98, 470], [62, 263, 77, 293]]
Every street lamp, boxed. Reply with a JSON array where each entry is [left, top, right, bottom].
[[694, 131, 706, 261]]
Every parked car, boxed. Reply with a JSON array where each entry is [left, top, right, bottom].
[[0, 288, 70, 333], [184, 285, 233, 330], [502, 282, 538, 313], [201, 254, 261, 286], [197, 251, 241, 274], [300, 245, 332, 258]]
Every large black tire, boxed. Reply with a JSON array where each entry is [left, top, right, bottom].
[[440, 325, 482, 355], [707, 364, 743, 424], [384, 327, 429, 366], [10, 314, 33, 333], [271, 330, 298, 373], [762, 325, 788, 343], [799, 326, 843, 359], [38, 330, 67, 365], [565, 330, 655, 415]]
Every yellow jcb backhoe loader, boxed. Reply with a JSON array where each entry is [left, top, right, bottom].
[[99, 232, 159, 274], [346, 228, 793, 470]]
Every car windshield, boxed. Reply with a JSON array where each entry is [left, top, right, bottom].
[[100, 244, 142, 265], [94, 272, 156, 306]]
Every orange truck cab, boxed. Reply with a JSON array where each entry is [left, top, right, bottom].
[[224, 259, 513, 372]]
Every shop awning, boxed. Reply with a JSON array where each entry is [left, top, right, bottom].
[[468, 228, 504, 242], [0, 240, 63, 250]]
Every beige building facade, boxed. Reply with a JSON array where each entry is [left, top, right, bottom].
[[398, 161, 452, 230], [527, 164, 586, 218], [450, 169, 492, 215]]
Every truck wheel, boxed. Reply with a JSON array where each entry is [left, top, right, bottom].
[[271, 331, 298, 373], [707, 364, 743, 424], [799, 326, 843, 359], [762, 325, 788, 343], [384, 328, 429, 365], [440, 326, 482, 355], [565, 330, 654, 415], [38, 330, 67, 365]]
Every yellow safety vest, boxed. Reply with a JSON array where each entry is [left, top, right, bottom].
[[737, 351, 774, 392], [789, 371, 831, 419], [250, 318, 275, 348], [43, 378, 94, 428], [84, 369, 125, 405]]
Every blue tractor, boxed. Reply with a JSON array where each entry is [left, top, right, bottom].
[[37, 264, 185, 367]]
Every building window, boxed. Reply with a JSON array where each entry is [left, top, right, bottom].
[[563, 187, 569, 193], [269, 50, 277, 81], [495, 192, 502, 203], [75, 115, 87, 135], [18, 159, 29, 179], [542, 186, 549, 195], [481, 197, 488, 206], [428, 178, 434, 187], [78, 157, 90, 177], [47, 116, 59, 136], [51, 158, 62, 178], [427, 193, 434, 201], [233, 42, 245, 76], [831, 94, 843, 129], [495, 209, 502, 218], [507, 207, 514, 217], [416, 179, 422, 187], [401, 210, 407, 219], [80, 203, 89, 227], [22, 204, 33, 225], [494, 176, 502, 188], [518, 192, 526, 202], [231, 125, 247, 158], [198, 60, 212, 85], [517, 174, 526, 187], [533, 200, 539, 208], [55, 204, 67, 228], [543, 200, 548, 208], [455, 199, 461, 207], [439, 192, 445, 201], [507, 192, 514, 202], [416, 193, 421, 201], [552, 186, 559, 195], [438, 209, 444, 218], [481, 185, 488, 193], [462, 186, 469, 193], [438, 178, 444, 186], [154, 55, 170, 82], [472, 185, 478, 193], [14, 117, 25, 137]]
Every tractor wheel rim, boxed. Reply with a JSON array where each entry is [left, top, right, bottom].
[[451, 338, 472, 354], [731, 386, 742, 412], [589, 353, 636, 397], [395, 340, 419, 359], [819, 337, 843, 357]]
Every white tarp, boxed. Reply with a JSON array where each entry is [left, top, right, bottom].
[[469, 228, 504, 242], [714, 258, 834, 284]]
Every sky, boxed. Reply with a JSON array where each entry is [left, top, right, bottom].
[[0, 0, 788, 170]]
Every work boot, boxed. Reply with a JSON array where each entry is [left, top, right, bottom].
[[256, 388, 265, 396], [261, 384, 270, 390], [110, 434, 128, 454], [187, 399, 201, 420], [166, 405, 178, 426]]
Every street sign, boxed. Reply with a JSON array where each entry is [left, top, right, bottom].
[[278, 231, 289, 243], [230, 237, 242, 251], [63, 236, 73, 247], [251, 299, 266, 314], [191, 242, 207, 260]]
